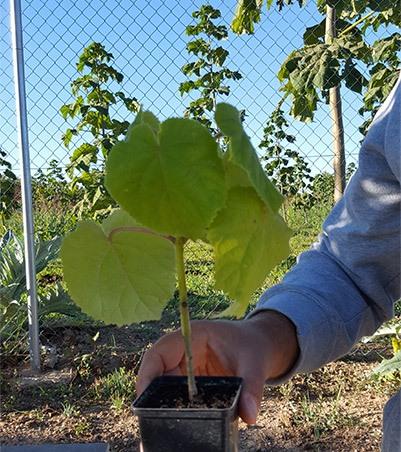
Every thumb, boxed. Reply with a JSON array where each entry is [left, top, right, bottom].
[[238, 371, 265, 425]]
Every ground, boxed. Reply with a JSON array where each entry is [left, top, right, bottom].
[[0, 320, 398, 452]]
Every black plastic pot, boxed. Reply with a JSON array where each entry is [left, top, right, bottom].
[[132, 375, 243, 452]]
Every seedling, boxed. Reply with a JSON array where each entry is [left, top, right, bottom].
[[61, 103, 291, 401]]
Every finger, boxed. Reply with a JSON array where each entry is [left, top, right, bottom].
[[136, 348, 165, 396], [237, 364, 266, 425], [136, 331, 185, 395]]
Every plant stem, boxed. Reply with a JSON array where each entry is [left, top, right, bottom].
[[339, 11, 374, 37], [175, 237, 198, 401]]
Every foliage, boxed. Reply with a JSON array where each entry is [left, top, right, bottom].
[[0, 149, 19, 222], [62, 104, 291, 324], [179, 5, 242, 134], [61, 402, 80, 418], [316, 0, 401, 21], [358, 34, 400, 134], [0, 231, 77, 337], [277, 22, 370, 122], [231, 0, 398, 203], [232, 0, 264, 35], [372, 351, 401, 379], [31, 160, 79, 240], [92, 367, 136, 405], [32, 160, 77, 210], [1, 208, 78, 243], [232, 0, 400, 35], [60, 42, 140, 219], [260, 106, 314, 209], [34, 209, 78, 243], [232, 0, 399, 129], [289, 388, 358, 439], [311, 172, 335, 206], [232, 0, 306, 34], [62, 104, 292, 399], [346, 162, 356, 181], [368, 319, 401, 379]]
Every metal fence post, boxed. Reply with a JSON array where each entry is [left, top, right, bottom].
[[10, 0, 40, 372]]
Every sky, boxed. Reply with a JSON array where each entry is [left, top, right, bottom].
[[0, 0, 391, 179]]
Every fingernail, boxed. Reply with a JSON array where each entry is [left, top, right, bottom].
[[242, 393, 258, 425]]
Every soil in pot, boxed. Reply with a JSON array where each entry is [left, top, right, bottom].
[[133, 375, 242, 452]]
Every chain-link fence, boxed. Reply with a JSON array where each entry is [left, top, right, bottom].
[[0, 0, 397, 367]]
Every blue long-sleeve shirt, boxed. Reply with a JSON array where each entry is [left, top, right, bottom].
[[251, 72, 401, 450]]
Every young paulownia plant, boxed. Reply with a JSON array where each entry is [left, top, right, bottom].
[[61, 103, 292, 401]]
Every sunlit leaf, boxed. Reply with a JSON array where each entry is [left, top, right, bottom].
[[215, 103, 283, 212], [127, 109, 160, 139], [231, 0, 263, 35], [105, 117, 226, 239], [208, 187, 291, 318], [61, 217, 176, 325]]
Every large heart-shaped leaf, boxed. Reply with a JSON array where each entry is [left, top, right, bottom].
[[207, 187, 291, 318], [215, 103, 283, 212], [105, 117, 226, 239], [61, 214, 176, 325]]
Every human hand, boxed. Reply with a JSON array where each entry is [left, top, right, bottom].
[[136, 311, 299, 424]]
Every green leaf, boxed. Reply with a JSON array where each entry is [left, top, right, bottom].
[[372, 351, 401, 377], [127, 109, 160, 139], [342, 60, 367, 94], [313, 63, 326, 88], [278, 52, 302, 82], [4, 169, 16, 180], [101, 208, 138, 235], [213, 47, 229, 66], [60, 105, 71, 120], [207, 187, 291, 317], [62, 129, 74, 148], [223, 155, 253, 190], [291, 93, 315, 122], [372, 33, 401, 62], [303, 20, 325, 45], [71, 143, 97, 163], [231, 0, 263, 35], [105, 117, 226, 239], [61, 218, 176, 325], [215, 103, 283, 212]]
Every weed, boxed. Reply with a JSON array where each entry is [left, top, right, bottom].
[[92, 367, 136, 404], [28, 409, 45, 422], [111, 395, 126, 413], [61, 401, 80, 418], [73, 420, 90, 436], [278, 381, 294, 401], [74, 353, 94, 380], [289, 387, 358, 440]]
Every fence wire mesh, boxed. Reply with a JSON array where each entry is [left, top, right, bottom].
[[0, 0, 398, 366]]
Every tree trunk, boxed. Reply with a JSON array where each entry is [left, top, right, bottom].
[[325, 6, 346, 203]]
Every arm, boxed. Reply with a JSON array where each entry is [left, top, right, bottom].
[[250, 73, 401, 382]]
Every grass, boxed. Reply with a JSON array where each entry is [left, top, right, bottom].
[[289, 388, 359, 440], [92, 367, 137, 409], [73, 420, 91, 436], [61, 401, 80, 418]]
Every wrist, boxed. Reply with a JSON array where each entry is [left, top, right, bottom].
[[245, 310, 299, 380]]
